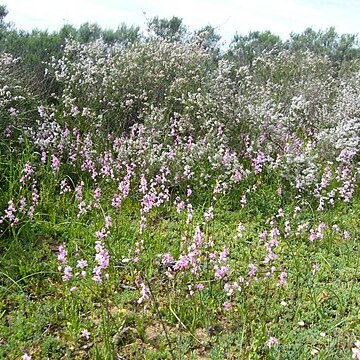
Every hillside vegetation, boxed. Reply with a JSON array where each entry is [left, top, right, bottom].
[[0, 8, 360, 359]]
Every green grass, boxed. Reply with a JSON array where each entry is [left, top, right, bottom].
[[0, 134, 359, 359], [1, 187, 359, 359]]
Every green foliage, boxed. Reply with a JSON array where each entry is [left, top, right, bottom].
[[287, 27, 360, 64], [147, 16, 188, 42], [194, 25, 221, 50], [77, 22, 103, 43], [228, 30, 284, 65], [226, 27, 360, 69], [102, 23, 141, 46], [193, 25, 222, 65], [0, 4, 8, 23]]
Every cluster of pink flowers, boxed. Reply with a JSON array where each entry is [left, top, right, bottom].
[[51, 154, 60, 173], [267, 336, 279, 348], [309, 223, 326, 242], [20, 162, 34, 185], [0, 200, 19, 227], [56, 218, 113, 285], [57, 243, 73, 282], [92, 240, 110, 282], [159, 226, 234, 302]]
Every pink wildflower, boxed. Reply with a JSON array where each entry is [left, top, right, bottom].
[[9, 107, 17, 116], [248, 263, 257, 277], [186, 186, 192, 197], [105, 215, 112, 229], [193, 226, 203, 246], [267, 336, 279, 348], [196, 283, 205, 291], [176, 200, 185, 213], [234, 222, 245, 239], [92, 240, 110, 282], [277, 271, 288, 286], [186, 203, 193, 224], [215, 265, 229, 280], [51, 154, 60, 173], [81, 329, 90, 340], [311, 263, 319, 275], [41, 151, 47, 163], [62, 266, 73, 281], [4, 126, 12, 137], [204, 206, 214, 221], [76, 259, 88, 269], [60, 179, 71, 194], [138, 282, 149, 304], [241, 193, 247, 208], [57, 244, 67, 264], [20, 162, 34, 184]]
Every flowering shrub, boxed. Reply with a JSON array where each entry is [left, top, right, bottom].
[[32, 39, 358, 195], [47, 39, 211, 134], [0, 53, 37, 133]]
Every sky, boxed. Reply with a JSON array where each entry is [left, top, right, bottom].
[[2, 0, 360, 45]]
